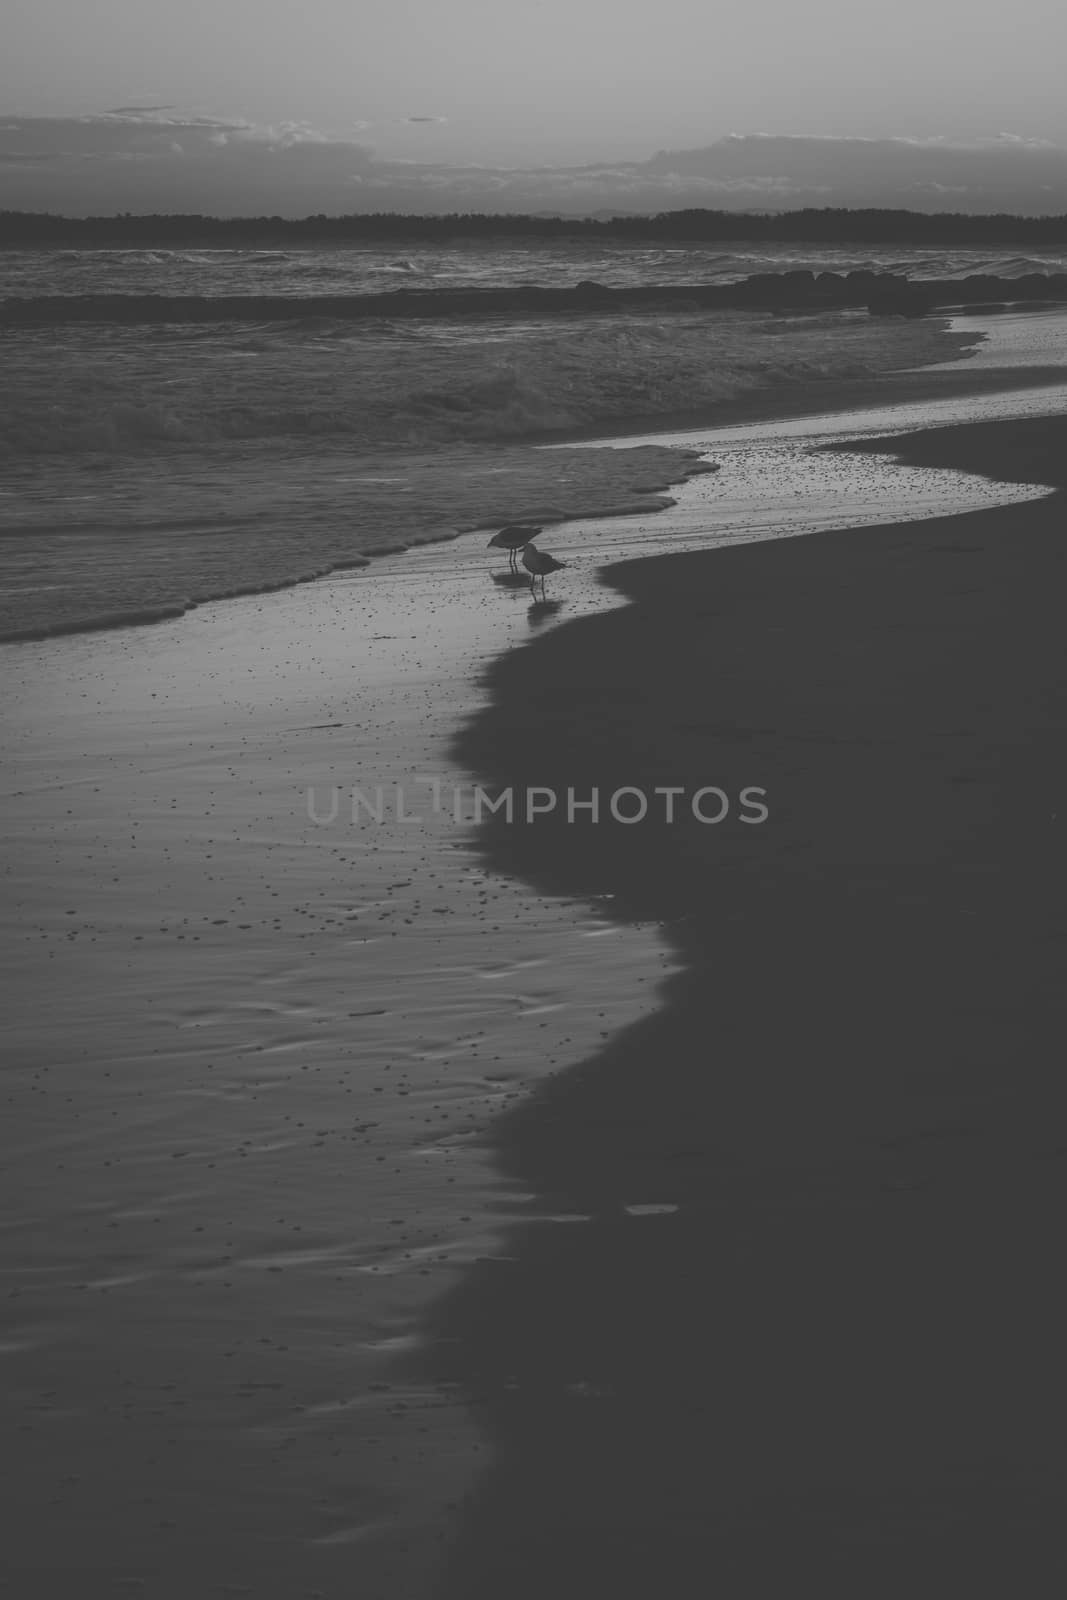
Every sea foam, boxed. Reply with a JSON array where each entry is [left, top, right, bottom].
[[1, 309, 965, 458]]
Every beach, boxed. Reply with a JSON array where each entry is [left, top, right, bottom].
[[3, 302, 1067, 1595], [434, 409, 1067, 1595]]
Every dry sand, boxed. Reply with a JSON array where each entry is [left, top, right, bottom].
[[3, 317, 1067, 1595], [432, 412, 1067, 1595]]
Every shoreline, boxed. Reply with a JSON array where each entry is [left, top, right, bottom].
[[541, 355, 1067, 445], [5, 331, 1064, 649], [425, 412, 1067, 1592]]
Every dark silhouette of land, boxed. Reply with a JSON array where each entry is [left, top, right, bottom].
[[7, 205, 1067, 325], [4, 205, 1067, 249]]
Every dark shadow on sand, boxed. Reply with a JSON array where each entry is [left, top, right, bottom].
[[419, 417, 1067, 1595], [526, 598, 565, 627]]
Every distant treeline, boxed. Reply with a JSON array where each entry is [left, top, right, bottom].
[[5, 207, 1067, 248]]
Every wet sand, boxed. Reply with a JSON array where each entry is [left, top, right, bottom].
[[430, 412, 1067, 1594], [1, 548, 676, 1597], [3, 319, 1067, 1593]]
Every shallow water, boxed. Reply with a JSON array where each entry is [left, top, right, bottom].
[[925, 306, 1067, 370]]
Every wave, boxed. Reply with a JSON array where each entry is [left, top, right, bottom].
[[1, 307, 967, 460], [0, 382, 578, 454], [7, 244, 1067, 307]]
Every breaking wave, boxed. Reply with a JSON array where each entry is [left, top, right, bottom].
[[5, 242, 1067, 301], [0, 308, 965, 458]]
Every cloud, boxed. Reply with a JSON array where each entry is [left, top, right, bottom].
[[0, 111, 380, 211], [106, 104, 178, 117], [406, 116, 448, 125], [2, 116, 1067, 215]]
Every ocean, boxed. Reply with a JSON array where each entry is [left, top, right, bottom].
[[3, 240, 1060, 641]]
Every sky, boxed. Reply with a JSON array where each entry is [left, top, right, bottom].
[[3, 0, 1067, 214]]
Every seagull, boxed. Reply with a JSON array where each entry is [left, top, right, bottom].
[[522, 542, 567, 598], [487, 524, 542, 570]]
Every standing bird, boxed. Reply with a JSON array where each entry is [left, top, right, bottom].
[[487, 524, 542, 570], [522, 542, 567, 598]]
